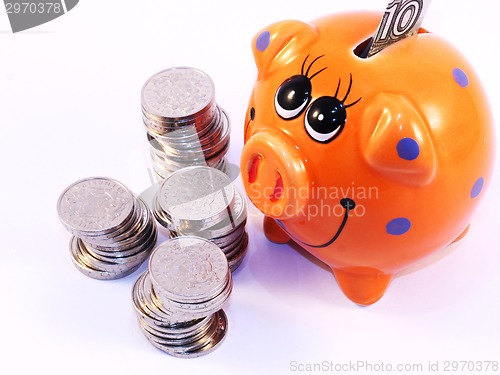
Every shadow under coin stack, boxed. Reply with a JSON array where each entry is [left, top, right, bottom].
[[132, 236, 232, 358], [152, 166, 248, 271], [141, 67, 231, 180], [57, 177, 157, 280]]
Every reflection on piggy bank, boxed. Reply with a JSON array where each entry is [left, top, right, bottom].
[[240, 11, 495, 305]]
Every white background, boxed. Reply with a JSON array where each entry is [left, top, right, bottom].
[[1, 1, 499, 374]]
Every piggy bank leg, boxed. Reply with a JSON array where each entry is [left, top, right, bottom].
[[451, 225, 470, 244], [263, 216, 291, 244], [332, 267, 393, 306]]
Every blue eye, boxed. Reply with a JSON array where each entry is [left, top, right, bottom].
[[275, 75, 311, 119]]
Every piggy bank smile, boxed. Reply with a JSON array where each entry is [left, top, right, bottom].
[[240, 11, 495, 305], [275, 197, 356, 249]]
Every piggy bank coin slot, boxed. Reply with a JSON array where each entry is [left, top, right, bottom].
[[354, 27, 429, 58]]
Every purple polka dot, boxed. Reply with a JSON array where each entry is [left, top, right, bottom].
[[397, 138, 420, 160], [453, 68, 469, 88], [471, 177, 484, 198], [386, 218, 411, 236], [256, 30, 271, 52]]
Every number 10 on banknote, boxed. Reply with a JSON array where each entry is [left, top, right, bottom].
[[365, 0, 432, 57]]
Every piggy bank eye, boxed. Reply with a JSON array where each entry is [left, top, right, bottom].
[[275, 75, 312, 119], [305, 96, 346, 143]]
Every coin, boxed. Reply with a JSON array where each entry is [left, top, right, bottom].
[[153, 171, 249, 271], [132, 265, 231, 358], [152, 274, 232, 320], [58, 178, 157, 280], [141, 67, 231, 178], [69, 236, 142, 280], [141, 67, 215, 125], [176, 189, 247, 240], [57, 177, 135, 237], [143, 309, 228, 359], [158, 166, 234, 230], [149, 236, 229, 303]]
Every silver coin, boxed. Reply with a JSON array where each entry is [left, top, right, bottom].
[[143, 103, 216, 133], [133, 271, 183, 325], [149, 236, 229, 303], [155, 186, 248, 273], [152, 196, 173, 230], [228, 251, 247, 272], [58, 177, 134, 237], [149, 137, 207, 160], [138, 315, 212, 338], [88, 220, 157, 256], [199, 108, 231, 157], [211, 226, 247, 250], [73, 211, 156, 268], [81, 237, 153, 266], [158, 166, 234, 227], [157, 111, 224, 155], [150, 150, 210, 173], [144, 271, 193, 320], [141, 67, 231, 179], [92, 200, 157, 251], [144, 309, 228, 358], [143, 311, 218, 349], [133, 274, 184, 329], [81, 197, 146, 247], [151, 266, 229, 306], [73, 236, 149, 273], [138, 271, 205, 325], [59, 178, 158, 280], [221, 230, 249, 258], [69, 236, 141, 280], [176, 189, 247, 240], [143, 115, 225, 170], [85, 223, 156, 258], [141, 67, 215, 123], [138, 315, 214, 345], [152, 111, 220, 148], [152, 119, 216, 149], [227, 234, 249, 272], [153, 273, 232, 319]]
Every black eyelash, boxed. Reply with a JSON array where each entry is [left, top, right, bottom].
[[301, 55, 327, 80], [336, 73, 362, 108], [300, 55, 361, 108]]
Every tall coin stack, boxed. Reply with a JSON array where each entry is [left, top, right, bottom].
[[152, 166, 248, 271], [57, 177, 158, 280], [141, 67, 231, 180], [132, 236, 232, 358]]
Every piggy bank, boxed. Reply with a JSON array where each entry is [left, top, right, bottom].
[[240, 11, 495, 305]]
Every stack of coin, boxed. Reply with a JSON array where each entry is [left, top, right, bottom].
[[141, 67, 231, 180], [152, 166, 248, 271], [132, 236, 232, 358], [57, 177, 158, 280]]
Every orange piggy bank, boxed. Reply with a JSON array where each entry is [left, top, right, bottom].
[[240, 11, 495, 305]]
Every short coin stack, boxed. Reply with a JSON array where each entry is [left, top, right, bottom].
[[152, 166, 248, 271], [57, 177, 158, 280], [141, 67, 231, 179], [132, 236, 232, 358]]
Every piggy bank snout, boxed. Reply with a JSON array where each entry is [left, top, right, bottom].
[[241, 131, 310, 219]]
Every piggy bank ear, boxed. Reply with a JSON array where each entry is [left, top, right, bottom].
[[359, 92, 437, 186], [252, 20, 318, 78]]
